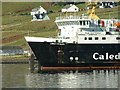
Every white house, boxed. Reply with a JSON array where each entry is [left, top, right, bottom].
[[62, 4, 79, 13], [99, 2, 117, 8], [31, 6, 50, 21]]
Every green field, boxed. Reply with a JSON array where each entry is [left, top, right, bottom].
[[2, 2, 120, 50]]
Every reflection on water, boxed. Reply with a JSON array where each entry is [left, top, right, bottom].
[[2, 64, 29, 88], [2, 63, 120, 88], [26, 70, 120, 88]]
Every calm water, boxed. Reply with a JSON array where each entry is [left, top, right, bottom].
[[2, 62, 120, 88]]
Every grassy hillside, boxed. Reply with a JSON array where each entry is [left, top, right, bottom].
[[1, 2, 120, 50], [2, 2, 59, 14], [2, 2, 62, 49]]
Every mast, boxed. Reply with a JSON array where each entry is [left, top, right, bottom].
[[87, 0, 100, 19]]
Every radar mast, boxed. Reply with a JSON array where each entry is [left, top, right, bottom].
[[87, 0, 100, 19]]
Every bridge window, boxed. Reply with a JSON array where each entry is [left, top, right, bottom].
[[89, 37, 92, 40], [116, 37, 120, 40], [80, 21, 82, 25], [56, 40, 58, 43], [65, 22, 68, 25], [84, 37, 87, 40], [60, 22, 63, 26], [74, 21, 78, 25], [102, 37, 106, 40], [86, 21, 89, 25], [83, 21, 85, 25], [95, 37, 98, 40]]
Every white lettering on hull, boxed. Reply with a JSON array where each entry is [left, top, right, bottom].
[[93, 52, 120, 60]]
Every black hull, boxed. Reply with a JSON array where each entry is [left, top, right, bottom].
[[28, 42, 120, 67]]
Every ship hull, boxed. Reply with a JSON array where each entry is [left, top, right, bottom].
[[28, 42, 120, 67]]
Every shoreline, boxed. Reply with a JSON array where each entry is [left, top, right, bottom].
[[0, 55, 29, 64], [1, 55, 29, 59]]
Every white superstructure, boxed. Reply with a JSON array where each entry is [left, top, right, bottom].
[[25, 3, 120, 44], [25, 14, 120, 44]]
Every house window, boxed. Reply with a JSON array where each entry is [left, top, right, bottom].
[[89, 37, 92, 40], [102, 37, 106, 40], [95, 37, 98, 40], [116, 37, 120, 40]]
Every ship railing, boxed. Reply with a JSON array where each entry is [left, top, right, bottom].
[[56, 37, 70, 39], [56, 16, 82, 20]]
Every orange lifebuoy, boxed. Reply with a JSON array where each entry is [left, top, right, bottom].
[[114, 22, 120, 27]]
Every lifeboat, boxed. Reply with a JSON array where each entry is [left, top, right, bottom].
[[114, 22, 120, 27]]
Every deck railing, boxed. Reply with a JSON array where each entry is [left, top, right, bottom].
[[56, 15, 89, 20]]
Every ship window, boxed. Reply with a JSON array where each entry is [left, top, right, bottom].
[[69, 21, 72, 25], [89, 37, 92, 40], [87, 21, 89, 25], [60, 22, 63, 26], [63, 22, 66, 26], [84, 37, 87, 40], [73, 41, 76, 43], [77, 21, 79, 25], [66, 37, 70, 39], [74, 21, 77, 25], [56, 40, 58, 43], [64, 22, 67, 25], [66, 21, 69, 25], [80, 21, 82, 25], [102, 37, 106, 40], [68, 22, 71, 25], [95, 37, 98, 40], [83, 21, 85, 25], [116, 37, 120, 40], [57, 22, 59, 26], [73, 21, 75, 25], [57, 22, 61, 26], [71, 21, 73, 25]]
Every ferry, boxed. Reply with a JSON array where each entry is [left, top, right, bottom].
[[25, 2, 120, 69]]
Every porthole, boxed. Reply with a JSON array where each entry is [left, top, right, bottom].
[[70, 57, 73, 61], [75, 57, 79, 61]]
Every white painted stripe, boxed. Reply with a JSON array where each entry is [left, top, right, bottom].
[[25, 36, 120, 44]]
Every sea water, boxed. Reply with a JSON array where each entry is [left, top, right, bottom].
[[2, 61, 120, 88]]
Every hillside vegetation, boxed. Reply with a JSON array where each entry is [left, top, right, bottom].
[[1, 2, 120, 50]]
